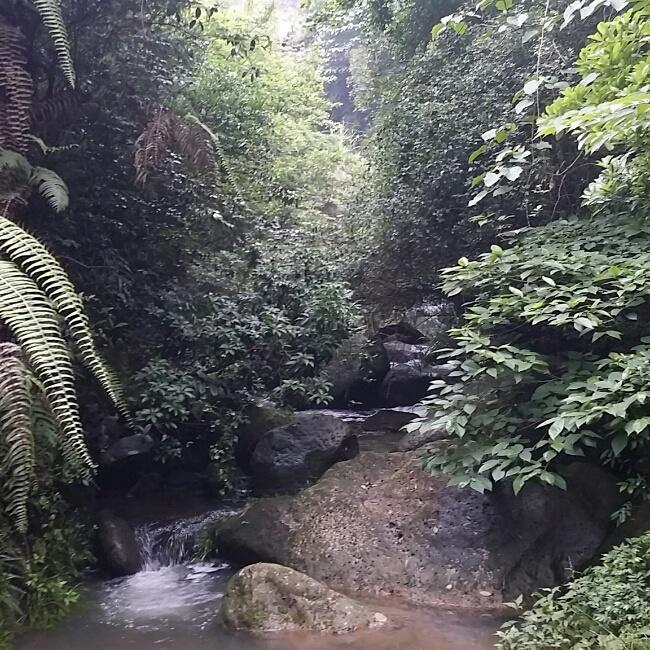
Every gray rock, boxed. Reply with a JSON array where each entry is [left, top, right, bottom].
[[216, 453, 622, 608], [379, 364, 432, 407], [362, 409, 419, 432], [398, 424, 448, 451], [384, 341, 431, 364], [220, 563, 389, 634], [250, 412, 359, 495], [97, 511, 140, 577], [427, 363, 457, 379], [235, 403, 293, 469], [378, 321, 427, 344], [325, 335, 389, 407], [102, 433, 153, 465]]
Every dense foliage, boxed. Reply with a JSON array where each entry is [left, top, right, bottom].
[[0, 0, 361, 639], [497, 532, 650, 648], [309, 0, 592, 309], [407, 0, 650, 513]]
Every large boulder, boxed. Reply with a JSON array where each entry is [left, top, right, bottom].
[[235, 403, 293, 469], [220, 563, 389, 634], [98, 433, 154, 490], [97, 511, 140, 577], [379, 363, 432, 407], [249, 412, 359, 495], [215, 453, 622, 608]]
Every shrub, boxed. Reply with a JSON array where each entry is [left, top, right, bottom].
[[498, 533, 650, 649]]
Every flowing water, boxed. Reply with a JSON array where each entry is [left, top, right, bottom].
[[17, 501, 500, 650]]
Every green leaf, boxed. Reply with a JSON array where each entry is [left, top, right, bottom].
[[611, 432, 628, 456]]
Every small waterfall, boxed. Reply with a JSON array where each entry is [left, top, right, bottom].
[[135, 509, 235, 571]]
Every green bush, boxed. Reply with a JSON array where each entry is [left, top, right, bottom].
[[498, 533, 650, 649], [411, 0, 650, 508]]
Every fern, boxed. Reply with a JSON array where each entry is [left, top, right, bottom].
[[134, 110, 248, 208], [0, 21, 34, 155], [0, 215, 132, 425], [29, 167, 69, 212], [0, 149, 69, 214], [0, 261, 93, 478], [0, 344, 34, 533], [184, 114, 248, 209], [32, 0, 76, 88]]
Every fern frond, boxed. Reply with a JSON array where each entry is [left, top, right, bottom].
[[0, 261, 92, 477], [0, 343, 34, 533], [32, 0, 76, 88], [134, 109, 174, 186], [172, 118, 217, 172], [0, 150, 31, 205], [30, 167, 69, 213], [0, 21, 34, 154], [184, 114, 248, 209], [0, 217, 133, 425]]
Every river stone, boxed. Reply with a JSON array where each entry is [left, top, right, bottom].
[[235, 403, 293, 469], [97, 510, 140, 577], [220, 563, 390, 634], [216, 453, 622, 608], [249, 412, 359, 495]]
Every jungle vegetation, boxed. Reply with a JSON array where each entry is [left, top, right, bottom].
[[0, 0, 648, 646]]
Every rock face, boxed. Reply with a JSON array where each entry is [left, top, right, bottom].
[[361, 409, 421, 432], [397, 422, 448, 451], [378, 321, 427, 345], [383, 341, 431, 364], [235, 403, 293, 469], [101, 433, 154, 465], [379, 363, 432, 407], [249, 412, 359, 495], [220, 563, 389, 634], [216, 453, 622, 608], [325, 335, 389, 407], [97, 511, 140, 577]]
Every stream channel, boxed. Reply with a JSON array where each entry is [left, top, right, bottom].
[[18, 410, 501, 650]]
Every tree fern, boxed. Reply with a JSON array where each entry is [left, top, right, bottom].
[[32, 0, 75, 88], [0, 344, 34, 533], [0, 215, 132, 425], [0, 261, 93, 479]]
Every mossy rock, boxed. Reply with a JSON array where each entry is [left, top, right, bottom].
[[220, 563, 389, 634]]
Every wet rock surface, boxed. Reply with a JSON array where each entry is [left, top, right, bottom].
[[220, 563, 390, 634], [97, 510, 141, 577]]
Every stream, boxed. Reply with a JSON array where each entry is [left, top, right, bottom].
[[17, 411, 501, 650], [17, 503, 500, 650]]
